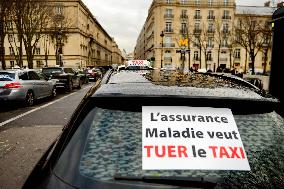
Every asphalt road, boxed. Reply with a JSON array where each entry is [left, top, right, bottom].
[[0, 83, 93, 189]]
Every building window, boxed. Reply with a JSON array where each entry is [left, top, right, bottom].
[[165, 22, 172, 32], [7, 21, 13, 30], [10, 61, 14, 68], [181, 23, 187, 33], [208, 0, 213, 6], [55, 5, 63, 15], [221, 38, 228, 47], [36, 47, 40, 55], [181, 10, 187, 18], [224, 0, 229, 6], [223, 10, 230, 19], [207, 51, 212, 61], [166, 0, 172, 3], [180, 0, 188, 4], [194, 51, 199, 61], [165, 36, 174, 47], [105, 54, 108, 61], [195, 0, 200, 5], [8, 34, 14, 42], [165, 9, 173, 17], [208, 10, 214, 19], [36, 61, 42, 68], [9, 47, 14, 55], [194, 10, 201, 19], [208, 23, 214, 33], [223, 23, 229, 33], [208, 38, 214, 47], [235, 49, 241, 59]]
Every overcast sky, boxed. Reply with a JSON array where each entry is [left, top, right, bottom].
[[82, 0, 272, 53]]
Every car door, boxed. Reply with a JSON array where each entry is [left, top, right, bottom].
[[28, 71, 42, 99], [37, 72, 52, 97]]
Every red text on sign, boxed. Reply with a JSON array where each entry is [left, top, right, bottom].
[[208, 146, 246, 159], [144, 145, 189, 158]]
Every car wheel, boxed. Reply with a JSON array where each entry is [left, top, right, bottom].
[[25, 91, 34, 106], [51, 87, 57, 98]]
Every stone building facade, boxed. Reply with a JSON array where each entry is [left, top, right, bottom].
[[2, 0, 124, 69], [134, 0, 273, 73]]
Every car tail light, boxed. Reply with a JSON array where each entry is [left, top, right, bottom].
[[3, 82, 22, 89]]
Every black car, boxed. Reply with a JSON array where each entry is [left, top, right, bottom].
[[42, 67, 81, 92], [23, 69, 284, 189]]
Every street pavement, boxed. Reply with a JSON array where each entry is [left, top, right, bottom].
[[0, 83, 93, 189]]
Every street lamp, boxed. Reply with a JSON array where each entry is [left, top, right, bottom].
[[160, 31, 164, 69]]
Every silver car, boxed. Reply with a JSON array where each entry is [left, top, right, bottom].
[[0, 69, 57, 106]]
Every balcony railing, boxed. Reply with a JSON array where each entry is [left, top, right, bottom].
[[180, 15, 188, 19], [222, 16, 231, 20], [193, 29, 202, 34], [164, 14, 174, 18], [222, 30, 230, 34], [180, 29, 188, 34], [207, 29, 215, 34], [207, 16, 215, 20], [194, 15, 202, 19], [164, 29, 174, 33], [157, 0, 236, 7]]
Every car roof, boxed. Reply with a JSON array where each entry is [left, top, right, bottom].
[[92, 70, 277, 102]]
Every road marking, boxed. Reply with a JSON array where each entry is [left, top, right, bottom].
[[0, 85, 91, 128]]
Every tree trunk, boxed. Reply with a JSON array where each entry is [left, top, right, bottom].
[[199, 45, 202, 69], [250, 51, 255, 75], [0, 17, 6, 70], [263, 48, 268, 75], [229, 50, 232, 69], [217, 45, 221, 68], [244, 49, 248, 73]]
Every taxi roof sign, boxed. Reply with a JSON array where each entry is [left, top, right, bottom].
[[126, 60, 150, 67]]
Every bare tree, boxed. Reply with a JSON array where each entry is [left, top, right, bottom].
[[235, 14, 269, 75], [214, 20, 223, 69], [227, 28, 237, 69], [261, 21, 272, 75], [0, 0, 13, 69], [12, 0, 52, 69]]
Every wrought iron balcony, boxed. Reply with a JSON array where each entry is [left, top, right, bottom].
[[164, 14, 174, 18], [222, 16, 231, 20], [207, 16, 215, 20], [164, 29, 174, 33], [193, 29, 202, 34], [180, 14, 188, 19], [194, 15, 202, 19]]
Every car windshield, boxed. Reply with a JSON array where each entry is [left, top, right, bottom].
[[42, 68, 63, 75], [0, 72, 15, 81], [54, 106, 284, 188]]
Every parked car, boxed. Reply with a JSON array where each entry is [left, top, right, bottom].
[[42, 67, 81, 92], [77, 69, 89, 84], [85, 68, 102, 81], [23, 69, 283, 189], [0, 69, 57, 106], [244, 77, 264, 90]]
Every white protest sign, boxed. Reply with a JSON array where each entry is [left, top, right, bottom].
[[142, 106, 250, 171]]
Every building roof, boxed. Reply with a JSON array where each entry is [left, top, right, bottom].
[[236, 5, 276, 16]]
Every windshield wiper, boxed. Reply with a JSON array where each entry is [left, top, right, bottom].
[[114, 175, 217, 189]]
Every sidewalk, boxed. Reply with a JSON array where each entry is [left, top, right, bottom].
[[0, 126, 62, 189]]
